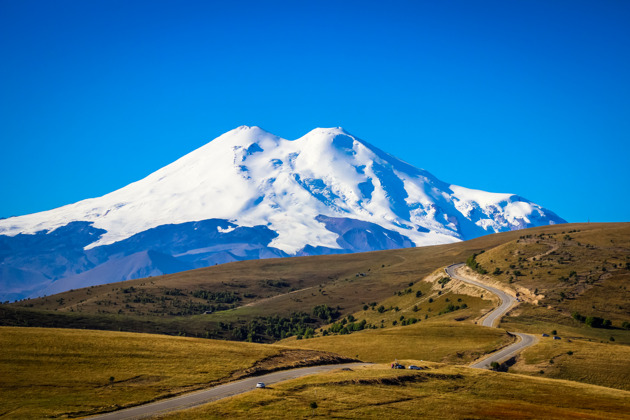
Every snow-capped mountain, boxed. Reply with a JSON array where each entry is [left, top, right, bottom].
[[0, 126, 565, 300]]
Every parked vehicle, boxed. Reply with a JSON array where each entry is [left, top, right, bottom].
[[393, 363, 405, 369], [256, 382, 265, 388], [408, 365, 422, 370]]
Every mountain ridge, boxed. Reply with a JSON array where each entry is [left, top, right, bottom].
[[0, 126, 565, 300]]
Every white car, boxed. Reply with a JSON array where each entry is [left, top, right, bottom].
[[256, 382, 265, 388]]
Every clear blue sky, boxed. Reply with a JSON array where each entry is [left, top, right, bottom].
[[1, 0, 629, 223]]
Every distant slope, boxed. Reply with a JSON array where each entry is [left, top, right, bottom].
[[38, 250, 193, 297], [0, 126, 564, 300], [4, 223, 621, 340]]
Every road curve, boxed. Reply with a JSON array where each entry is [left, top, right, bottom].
[[445, 263, 537, 369], [445, 263, 515, 327], [470, 332, 537, 369], [89, 363, 369, 420]]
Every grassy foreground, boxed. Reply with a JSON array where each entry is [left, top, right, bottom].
[[510, 336, 630, 391], [0, 327, 347, 419], [281, 318, 512, 364], [164, 363, 630, 419]]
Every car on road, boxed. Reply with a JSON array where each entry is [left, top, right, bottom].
[[256, 382, 265, 388], [408, 365, 422, 370], [393, 363, 405, 369]]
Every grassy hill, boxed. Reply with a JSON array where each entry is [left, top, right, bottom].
[[4, 223, 627, 342], [473, 223, 630, 329], [0, 326, 352, 419], [277, 222, 630, 390], [281, 319, 513, 365], [511, 337, 630, 391], [163, 363, 630, 419]]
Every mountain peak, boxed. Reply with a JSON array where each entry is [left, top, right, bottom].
[[0, 126, 566, 299], [304, 126, 353, 137]]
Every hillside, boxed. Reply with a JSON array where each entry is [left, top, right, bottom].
[[0, 327, 353, 419], [164, 364, 630, 419], [277, 222, 630, 390], [467, 223, 630, 337], [3, 223, 627, 345]]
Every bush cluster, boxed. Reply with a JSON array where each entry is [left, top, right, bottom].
[[466, 253, 488, 275], [572, 312, 612, 329]]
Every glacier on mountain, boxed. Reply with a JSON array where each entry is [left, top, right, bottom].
[[0, 126, 565, 300]]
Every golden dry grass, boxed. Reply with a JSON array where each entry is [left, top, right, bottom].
[[474, 223, 630, 326], [0, 327, 289, 419], [280, 318, 512, 364], [501, 303, 630, 345], [510, 337, 630, 391], [350, 269, 494, 327], [163, 363, 630, 419]]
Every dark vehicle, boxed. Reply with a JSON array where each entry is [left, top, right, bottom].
[[256, 382, 265, 388], [393, 363, 405, 369], [408, 365, 422, 370], [553, 336, 561, 340]]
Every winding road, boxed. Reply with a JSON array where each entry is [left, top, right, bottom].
[[90, 263, 535, 418], [89, 363, 369, 420], [445, 263, 537, 369]]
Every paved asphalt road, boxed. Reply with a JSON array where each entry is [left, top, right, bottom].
[[89, 363, 369, 420], [445, 263, 538, 369], [445, 263, 515, 327], [469, 332, 537, 369], [91, 264, 535, 418]]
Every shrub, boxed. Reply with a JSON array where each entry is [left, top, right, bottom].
[[585, 316, 606, 328], [572, 312, 586, 323], [466, 253, 488, 274], [313, 304, 340, 321]]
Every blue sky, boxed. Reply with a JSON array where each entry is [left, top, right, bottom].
[[1, 0, 629, 223]]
